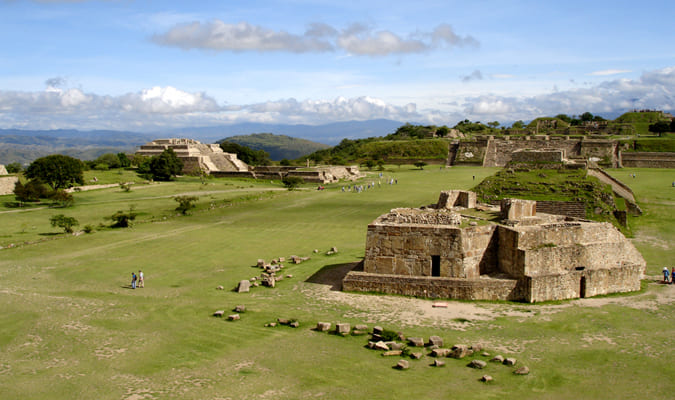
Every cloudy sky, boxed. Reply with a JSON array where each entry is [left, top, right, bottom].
[[1, 0, 674, 132]]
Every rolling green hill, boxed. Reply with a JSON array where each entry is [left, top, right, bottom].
[[220, 133, 330, 161]]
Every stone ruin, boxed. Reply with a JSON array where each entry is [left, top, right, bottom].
[[0, 164, 7, 175], [136, 138, 249, 175], [343, 190, 645, 302], [0, 165, 19, 196]]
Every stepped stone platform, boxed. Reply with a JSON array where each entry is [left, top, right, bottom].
[[136, 138, 249, 175], [343, 190, 645, 303]]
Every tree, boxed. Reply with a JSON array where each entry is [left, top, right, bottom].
[[25, 155, 84, 190], [110, 207, 137, 228], [364, 160, 375, 170], [50, 214, 79, 234], [580, 112, 594, 122], [648, 121, 671, 136], [117, 153, 131, 168], [414, 161, 428, 170], [148, 149, 183, 181], [512, 120, 525, 129], [220, 141, 270, 166], [487, 121, 500, 129], [174, 195, 199, 215], [6, 162, 22, 174], [93, 153, 121, 169], [282, 176, 304, 190], [14, 180, 50, 203]]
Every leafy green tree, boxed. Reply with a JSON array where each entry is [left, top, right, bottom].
[[282, 176, 304, 190], [25, 155, 84, 190], [512, 120, 525, 129], [580, 112, 594, 122], [555, 114, 572, 124], [487, 121, 500, 129], [50, 214, 79, 233], [14, 180, 50, 203], [94, 153, 121, 169], [648, 121, 671, 136], [117, 153, 131, 168], [414, 161, 428, 170], [141, 149, 183, 181], [436, 126, 450, 137], [364, 160, 375, 170], [279, 158, 292, 166], [49, 190, 74, 208], [6, 162, 22, 173], [174, 195, 199, 215], [110, 207, 137, 228]]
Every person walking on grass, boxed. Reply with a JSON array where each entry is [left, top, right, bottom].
[[138, 270, 144, 288], [663, 267, 670, 284], [131, 272, 137, 289], [671, 267, 675, 285]]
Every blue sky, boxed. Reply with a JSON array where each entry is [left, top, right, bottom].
[[1, 0, 674, 132]]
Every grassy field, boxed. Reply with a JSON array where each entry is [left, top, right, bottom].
[[0, 166, 673, 399]]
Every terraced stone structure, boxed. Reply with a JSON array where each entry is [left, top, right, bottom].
[[343, 190, 645, 302], [136, 138, 249, 175]]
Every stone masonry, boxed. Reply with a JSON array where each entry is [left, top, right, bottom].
[[343, 191, 645, 302], [136, 138, 249, 175]]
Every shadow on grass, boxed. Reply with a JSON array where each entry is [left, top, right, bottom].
[[38, 232, 61, 236], [305, 261, 363, 291]]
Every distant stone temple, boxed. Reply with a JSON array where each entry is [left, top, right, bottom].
[[343, 190, 645, 302], [0, 164, 7, 175], [136, 138, 249, 175]]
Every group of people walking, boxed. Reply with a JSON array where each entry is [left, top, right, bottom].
[[662, 267, 675, 284], [131, 270, 144, 289]]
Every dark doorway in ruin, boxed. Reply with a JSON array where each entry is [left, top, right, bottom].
[[431, 255, 441, 277], [580, 276, 587, 298]]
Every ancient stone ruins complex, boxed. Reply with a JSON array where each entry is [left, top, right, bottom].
[[137, 138, 362, 183], [343, 190, 645, 302]]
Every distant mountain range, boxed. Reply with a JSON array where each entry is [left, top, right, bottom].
[[0, 119, 406, 165]]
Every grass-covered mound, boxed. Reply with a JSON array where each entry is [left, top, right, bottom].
[[472, 168, 621, 225]]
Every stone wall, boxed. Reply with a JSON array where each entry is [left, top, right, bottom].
[[620, 152, 675, 168], [0, 164, 7, 175], [0, 176, 19, 196], [535, 201, 586, 219], [342, 271, 524, 301], [364, 223, 497, 279], [500, 199, 536, 220], [436, 190, 476, 209]]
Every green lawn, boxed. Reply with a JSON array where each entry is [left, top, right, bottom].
[[0, 166, 673, 399]]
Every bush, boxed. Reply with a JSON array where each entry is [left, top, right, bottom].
[[110, 208, 137, 228], [83, 225, 95, 234], [50, 214, 79, 233], [414, 161, 428, 170], [49, 190, 74, 208], [6, 162, 22, 174], [14, 180, 50, 203], [282, 176, 304, 191], [174, 195, 199, 215]]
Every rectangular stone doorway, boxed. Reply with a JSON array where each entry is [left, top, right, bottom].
[[431, 255, 441, 277]]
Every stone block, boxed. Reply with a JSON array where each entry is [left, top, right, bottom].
[[335, 323, 351, 335], [408, 337, 424, 347], [237, 280, 250, 293], [468, 360, 487, 369], [395, 360, 409, 370], [428, 336, 443, 347], [316, 322, 331, 332], [213, 310, 224, 317], [449, 344, 470, 359]]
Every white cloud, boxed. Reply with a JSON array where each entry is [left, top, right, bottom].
[[588, 69, 632, 76], [462, 70, 483, 82], [152, 20, 478, 56]]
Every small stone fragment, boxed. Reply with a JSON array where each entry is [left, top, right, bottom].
[[428, 335, 443, 347], [396, 360, 409, 370], [236, 280, 250, 293], [213, 310, 224, 317], [449, 344, 470, 359], [289, 321, 299, 328], [233, 305, 246, 313], [316, 322, 331, 332], [503, 358, 517, 366], [432, 359, 445, 367], [335, 322, 351, 336], [480, 375, 493, 382], [490, 355, 504, 363], [227, 314, 240, 321], [410, 352, 424, 360], [513, 366, 530, 375], [468, 360, 487, 369], [216, 285, 224, 290], [382, 350, 402, 357], [408, 337, 424, 347], [374, 341, 389, 351], [277, 318, 290, 325]]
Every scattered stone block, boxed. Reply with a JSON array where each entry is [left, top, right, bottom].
[[355, 324, 368, 331], [290, 321, 299, 328], [237, 280, 250, 293], [513, 366, 529, 375], [490, 355, 504, 363], [233, 305, 246, 313], [265, 322, 277, 327], [503, 358, 517, 366], [449, 344, 470, 359], [388, 342, 404, 351], [382, 350, 402, 357], [252, 282, 259, 287], [351, 330, 367, 336], [228, 314, 240, 321], [335, 323, 351, 336], [277, 318, 290, 325], [213, 310, 224, 317], [410, 352, 424, 360], [374, 341, 389, 351], [471, 344, 484, 352], [432, 359, 445, 367], [316, 322, 331, 332], [286, 274, 293, 279], [278, 257, 285, 263], [257, 259, 265, 268], [428, 336, 443, 347], [408, 337, 424, 347], [395, 360, 409, 370], [481, 352, 490, 357], [432, 302, 448, 308], [431, 348, 451, 357], [373, 326, 383, 335], [480, 375, 493, 382], [397, 332, 406, 341], [216, 285, 224, 290], [313, 249, 319, 253], [331, 246, 338, 253], [468, 360, 487, 369]]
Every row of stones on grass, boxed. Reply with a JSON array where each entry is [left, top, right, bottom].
[[211, 311, 530, 381], [315, 322, 530, 379]]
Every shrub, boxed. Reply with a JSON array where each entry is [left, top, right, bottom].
[[282, 176, 304, 191], [50, 214, 79, 234], [49, 190, 74, 208], [110, 207, 137, 228], [414, 161, 428, 170], [83, 225, 95, 234], [174, 195, 199, 215]]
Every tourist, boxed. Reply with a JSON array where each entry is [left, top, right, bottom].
[[663, 267, 670, 283], [671, 267, 675, 284], [138, 270, 144, 288], [131, 272, 137, 289]]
